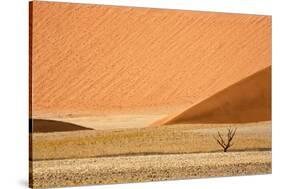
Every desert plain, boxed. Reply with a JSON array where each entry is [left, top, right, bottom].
[[29, 1, 272, 188], [30, 118, 271, 188]]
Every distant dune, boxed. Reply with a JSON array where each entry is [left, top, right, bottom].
[[30, 119, 92, 133], [31, 2, 271, 115], [151, 66, 271, 126]]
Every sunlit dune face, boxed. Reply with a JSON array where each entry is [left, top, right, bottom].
[[31, 2, 271, 115]]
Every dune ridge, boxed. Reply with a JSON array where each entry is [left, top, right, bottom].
[[150, 66, 271, 126]]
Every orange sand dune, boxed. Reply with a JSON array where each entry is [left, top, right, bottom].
[[30, 119, 92, 132], [30, 2, 271, 115], [150, 66, 271, 126]]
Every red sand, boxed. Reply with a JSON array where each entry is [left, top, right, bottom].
[[30, 2, 271, 116], [150, 66, 271, 125]]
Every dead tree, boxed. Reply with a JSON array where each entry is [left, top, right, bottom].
[[213, 128, 237, 152]]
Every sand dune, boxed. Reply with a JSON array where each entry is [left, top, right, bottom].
[[31, 2, 271, 115], [29, 3, 272, 188], [151, 66, 271, 126], [30, 119, 92, 133]]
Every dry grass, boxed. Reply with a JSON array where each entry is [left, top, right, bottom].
[[30, 121, 271, 188], [30, 151, 271, 188], [31, 121, 271, 160]]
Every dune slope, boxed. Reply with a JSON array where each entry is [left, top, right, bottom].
[[151, 66, 271, 125], [31, 2, 271, 115], [30, 119, 92, 133]]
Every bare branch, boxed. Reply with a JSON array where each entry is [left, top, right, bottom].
[[213, 127, 238, 152], [213, 135, 224, 149], [217, 131, 226, 146]]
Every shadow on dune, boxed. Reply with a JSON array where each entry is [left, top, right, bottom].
[[30, 119, 93, 133], [150, 66, 271, 126]]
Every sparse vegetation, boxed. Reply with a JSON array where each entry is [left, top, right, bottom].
[[30, 122, 271, 188], [31, 123, 271, 160], [31, 151, 272, 188]]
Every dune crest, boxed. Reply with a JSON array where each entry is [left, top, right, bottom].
[[150, 66, 271, 126]]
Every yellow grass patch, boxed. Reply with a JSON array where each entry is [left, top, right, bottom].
[[31, 121, 271, 160]]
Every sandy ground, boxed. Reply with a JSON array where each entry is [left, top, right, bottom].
[[30, 118, 271, 188], [30, 151, 271, 188], [37, 113, 168, 130], [31, 121, 271, 160]]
